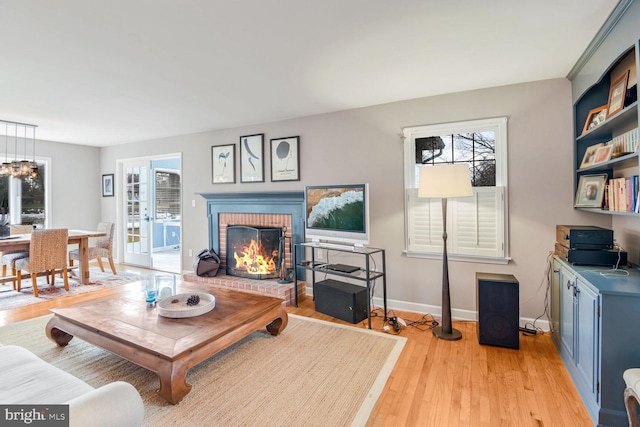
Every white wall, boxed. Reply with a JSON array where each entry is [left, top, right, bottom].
[[33, 138, 101, 230], [100, 78, 607, 323]]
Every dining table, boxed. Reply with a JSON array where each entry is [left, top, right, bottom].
[[0, 229, 107, 285]]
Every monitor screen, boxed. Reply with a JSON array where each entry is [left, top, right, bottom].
[[304, 184, 370, 247]]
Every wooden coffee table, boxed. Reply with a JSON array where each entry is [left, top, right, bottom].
[[45, 283, 288, 404]]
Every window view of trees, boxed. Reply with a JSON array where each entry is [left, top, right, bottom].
[[415, 132, 496, 186], [0, 162, 46, 226]]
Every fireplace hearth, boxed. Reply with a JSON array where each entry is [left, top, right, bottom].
[[226, 225, 283, 279]]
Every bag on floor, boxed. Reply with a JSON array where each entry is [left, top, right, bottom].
[[194, 249, 221, 277]]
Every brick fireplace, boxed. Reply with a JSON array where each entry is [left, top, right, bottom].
[[185, 192, 305, 306]]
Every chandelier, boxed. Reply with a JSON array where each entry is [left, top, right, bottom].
[[0, 119, 38, 180]]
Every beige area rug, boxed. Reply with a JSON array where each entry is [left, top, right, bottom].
[[0, 313, 406, 427], [0, 268, 142, 310]]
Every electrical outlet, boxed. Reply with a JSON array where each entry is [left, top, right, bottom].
[[188, 249, 193, 257], [316, 249, 323, 260], [191, 199, 196, 207]]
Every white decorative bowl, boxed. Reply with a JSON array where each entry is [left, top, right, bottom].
[[157, 292, 216, 318]]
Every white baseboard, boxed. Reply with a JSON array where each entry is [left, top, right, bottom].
[[306, 285, 551, 332]]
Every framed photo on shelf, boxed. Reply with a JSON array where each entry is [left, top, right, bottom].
[[102, 174, 114, 197], [593, 144, 614, 165], [211, 144, 236, 184], [574, 174, 607, 208], [579, 143, 604, 169], [582, 105, 607, 134], [606, 71, 629, 118], [270, 136, 300, 182], [240, 134, 264, 183]]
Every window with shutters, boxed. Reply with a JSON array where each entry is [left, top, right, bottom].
[[403, 117, 509, 263]]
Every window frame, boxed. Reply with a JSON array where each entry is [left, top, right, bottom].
[[403, 117, 510, 264]]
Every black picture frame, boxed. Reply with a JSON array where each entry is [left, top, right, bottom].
[[270, 136, 300, 182], [102, 174, 114, 197], [211, 144, 236, 184], [240, 134, 264, 183]]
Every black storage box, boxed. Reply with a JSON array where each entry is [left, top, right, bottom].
[[314, 279, 368, 324]]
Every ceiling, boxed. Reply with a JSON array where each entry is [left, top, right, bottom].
[[0, 0, 620, 147]]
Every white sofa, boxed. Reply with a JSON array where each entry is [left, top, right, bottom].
[[0, 344, 144, 427]]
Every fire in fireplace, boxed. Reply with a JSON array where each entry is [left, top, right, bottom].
[[226, 225, 283, 279]]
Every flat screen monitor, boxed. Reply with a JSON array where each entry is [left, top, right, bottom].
[[304, 183, 370, 247]]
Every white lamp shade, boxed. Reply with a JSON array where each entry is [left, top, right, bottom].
[[418, 163, 472, 198]]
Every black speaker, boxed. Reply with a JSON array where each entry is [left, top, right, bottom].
[[314, 279, 368, 324], [476, 273, 519, 349]]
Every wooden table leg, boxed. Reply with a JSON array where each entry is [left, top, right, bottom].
[[266, 308, 288, 336], [78, 237, 90, 284], [45, 317, 74, 347], [157, 360, 191, 404]]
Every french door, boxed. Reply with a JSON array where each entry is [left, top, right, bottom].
[[123, 159, 152, 267]]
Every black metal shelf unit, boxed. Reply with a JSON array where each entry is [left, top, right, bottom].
[[293, 242, 387, 329]]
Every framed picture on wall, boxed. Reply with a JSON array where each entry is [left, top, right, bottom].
[[102, 174, 114, 197], [211, 144, 236, 184], [574, 174, 607, 208], [270, 136, 300, 182], [240, 134, 264, 183]]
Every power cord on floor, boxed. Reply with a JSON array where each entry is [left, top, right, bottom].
[[365, 306, 440, 334], [406, 313, 439, 332]]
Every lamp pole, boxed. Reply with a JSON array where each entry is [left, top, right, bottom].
[[432, 197, 462, 340]]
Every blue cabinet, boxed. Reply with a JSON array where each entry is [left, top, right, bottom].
[[558, 264, 577, 360], [551, 257, 640, 426], [575, 279, 599, 406], [555, 261, 600, 419]]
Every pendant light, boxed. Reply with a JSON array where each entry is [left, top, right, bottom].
[[20, 126, 30, 176], [11, 124, 20, 178], [29, 127, 38, 180], [0, 120, 38, 180]]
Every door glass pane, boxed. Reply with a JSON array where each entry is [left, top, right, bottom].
[[126, 166, 149, 256]]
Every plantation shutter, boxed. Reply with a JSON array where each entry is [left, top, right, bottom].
[[407, 186, 504, 258]]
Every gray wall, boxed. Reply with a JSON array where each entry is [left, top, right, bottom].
[[99, 77, 607, 324], [31, 139, 101, 230]]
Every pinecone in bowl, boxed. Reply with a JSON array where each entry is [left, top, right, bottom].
[[186, 294, 200, 306]]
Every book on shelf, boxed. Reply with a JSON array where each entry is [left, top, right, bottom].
[[607, 175, 639, 212], [610, 127, 639, 158]]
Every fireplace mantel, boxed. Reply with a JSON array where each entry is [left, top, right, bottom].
[[199, 191, 305, 270]]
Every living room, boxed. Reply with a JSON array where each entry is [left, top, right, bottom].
[[1, 1, 639, 426]]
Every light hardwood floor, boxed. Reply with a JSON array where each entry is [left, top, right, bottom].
[[0, 264, 593, 426]]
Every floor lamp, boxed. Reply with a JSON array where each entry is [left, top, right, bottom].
[[418, 163, 472, 341]]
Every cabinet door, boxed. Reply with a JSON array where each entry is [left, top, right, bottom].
[[550, 259, 561, 335], [559, 266, 576, 359], [575, 279, 600, 404]]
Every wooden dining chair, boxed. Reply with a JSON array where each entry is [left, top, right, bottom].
[[1, 224, 35, 289], [69, 222, 116, 274], [14, 228, 69, 297]]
